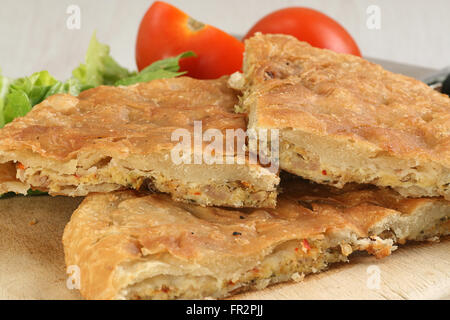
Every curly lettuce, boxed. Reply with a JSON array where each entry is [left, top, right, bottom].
[[72, 32, 133, 90], [115, 51, 195, 86]]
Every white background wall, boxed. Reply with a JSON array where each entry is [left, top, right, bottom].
[[1, 0, 449, 80]]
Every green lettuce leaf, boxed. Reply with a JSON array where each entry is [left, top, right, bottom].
[[3, 90, 31, 124], [45, 78, 82, 98], [0, 189, 46, 199], [72, 32, 133, 90], [0, 70, 11, 127], [115, 51, 195, 86], [1, 70, 63, 126]]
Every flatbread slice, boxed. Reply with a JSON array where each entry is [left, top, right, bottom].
[[63, 178, 449, 300], [230, 33, 450, 200], [0, 77, 279, 207]]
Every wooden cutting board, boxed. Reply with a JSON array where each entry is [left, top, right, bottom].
[[0, 195, 448, 300]]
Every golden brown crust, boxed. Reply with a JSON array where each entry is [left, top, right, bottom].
[[0, 77, 279, 207], [63, 178, 450, 300], [0, 77, 241, 160], [237, 33, 450, 199]]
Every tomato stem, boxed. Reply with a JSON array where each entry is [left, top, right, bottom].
[[187, 17, 205, 32]]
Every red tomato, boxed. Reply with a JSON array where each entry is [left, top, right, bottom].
[[136, 1, 244, 79], [243, 7, 361, 56]]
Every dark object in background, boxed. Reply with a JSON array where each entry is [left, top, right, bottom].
[[442, 74, 450, 96], [422, 67, 450, 95]]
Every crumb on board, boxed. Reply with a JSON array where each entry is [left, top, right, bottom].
[[291, 272, 305, 282]]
